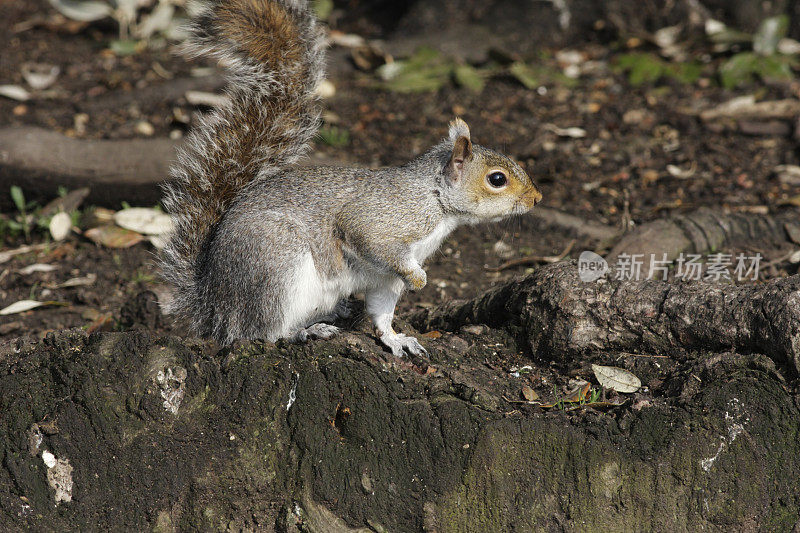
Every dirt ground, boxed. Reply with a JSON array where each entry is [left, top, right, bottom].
[[1, 0, 799, 358]]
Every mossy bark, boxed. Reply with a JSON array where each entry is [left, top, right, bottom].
[[2, 321, 799, 531]]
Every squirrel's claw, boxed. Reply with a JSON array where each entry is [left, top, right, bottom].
[[379, 332, 428, 358]]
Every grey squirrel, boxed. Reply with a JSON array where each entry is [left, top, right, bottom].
[[160, 0, 542, 356]]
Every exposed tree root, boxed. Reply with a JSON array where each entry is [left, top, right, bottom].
[[0, 126, 177, 209], [414, 261, 800, 372], [528, 206, 619, 243], [606, 207, 800, 270], [0, 127, 349, 209]]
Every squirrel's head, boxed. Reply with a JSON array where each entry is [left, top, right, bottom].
[[440, 118, 541, 220]]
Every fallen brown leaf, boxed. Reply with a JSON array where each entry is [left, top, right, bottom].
[[85, 225, 144, 248]]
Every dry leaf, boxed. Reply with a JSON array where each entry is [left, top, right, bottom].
[[521, 385, 538, 402], [21, 63, 60, 90], [315, 80, 336, 99], [774, 165, 800, 186], [700, 97, 800, 121], [185, 90, 230, 108], [592, 364, 641, 393], [134, 121, 155, 136], [40, 187, 90, 218], [566, 382, 592, 402], [780, 195, 800, 207], [18, 263, 57, 275], [85, 225, 145, 248], [148, 234, 168, 249], [133, 1, 174, 39], [46, 0, 113, 22], [56, 273, 96, 288], [0, 299, 64, 316], [545, 124, 587, 138], [85, 206, 115, 227], [0, 85, 31, 101], [328, 31, 366, 48], [0, 243, 48, 264], [114, 208, 173, 235], [49, 212, 72, 241], [666, 163, 696, 179], [778, 38, 800, 55]]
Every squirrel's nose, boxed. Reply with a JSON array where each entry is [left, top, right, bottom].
[[526, 186, 543, 207]]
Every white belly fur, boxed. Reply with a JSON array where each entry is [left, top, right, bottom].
[[280, 252, 363, 334]]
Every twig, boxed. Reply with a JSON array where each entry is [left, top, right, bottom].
[[764, 250, 796, 268], [486, 239, 576, 272], [615, 352, 671, 360], [0, 243, 49, 264], [621, 189, 633, 233], [502, 394, 540, 405]]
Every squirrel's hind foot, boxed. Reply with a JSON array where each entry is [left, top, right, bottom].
[[379, 332, 428, 359], [292, 323, 340, 342]]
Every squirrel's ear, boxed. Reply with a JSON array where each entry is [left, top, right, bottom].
[[448, 117, 471, 143], [446, 118, 473, 182]]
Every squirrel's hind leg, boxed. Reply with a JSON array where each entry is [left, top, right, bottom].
[[281, 252, 349, 343]]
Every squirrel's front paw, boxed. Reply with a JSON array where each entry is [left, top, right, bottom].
[[379, 331, 428, 358], [403, 268, 427, 291]]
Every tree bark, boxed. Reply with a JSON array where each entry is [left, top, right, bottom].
[[413, 261, 800, 372], [605, 208, 800, 275], [1, 326, 799, 531]]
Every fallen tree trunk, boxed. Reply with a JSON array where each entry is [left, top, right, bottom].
[[413, 261, 800, 372]]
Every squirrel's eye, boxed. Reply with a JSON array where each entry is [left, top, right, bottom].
[[487, 171, 508, 188]]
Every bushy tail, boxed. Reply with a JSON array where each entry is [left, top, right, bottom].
[[159, 0, 325, 327]]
